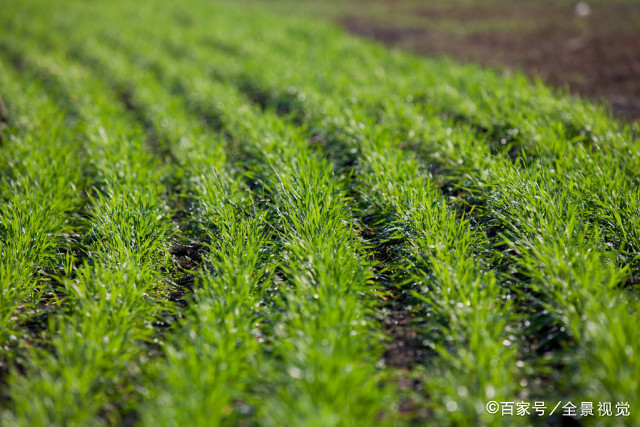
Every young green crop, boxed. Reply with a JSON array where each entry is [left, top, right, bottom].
[[124, 5, 634, 422], [0, 61, 85, 366], [1, 0, 638, 425]]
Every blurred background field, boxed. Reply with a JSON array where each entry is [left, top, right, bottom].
[[238, 0, 640, 120]]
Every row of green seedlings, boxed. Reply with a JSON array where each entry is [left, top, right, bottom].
[[0, 61, 84, 369], [7, 9, 396, 426], [0, 36, 178, 425]]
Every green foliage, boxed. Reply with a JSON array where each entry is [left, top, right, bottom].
[[0, 0, 638, 425]]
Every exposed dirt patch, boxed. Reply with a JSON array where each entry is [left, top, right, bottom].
[[0, 95, 9, 123], [343, 3, 640, 121], [382, 303, 423, 368]]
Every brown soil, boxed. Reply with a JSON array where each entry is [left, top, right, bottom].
[[343, 3, 640, 121]]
